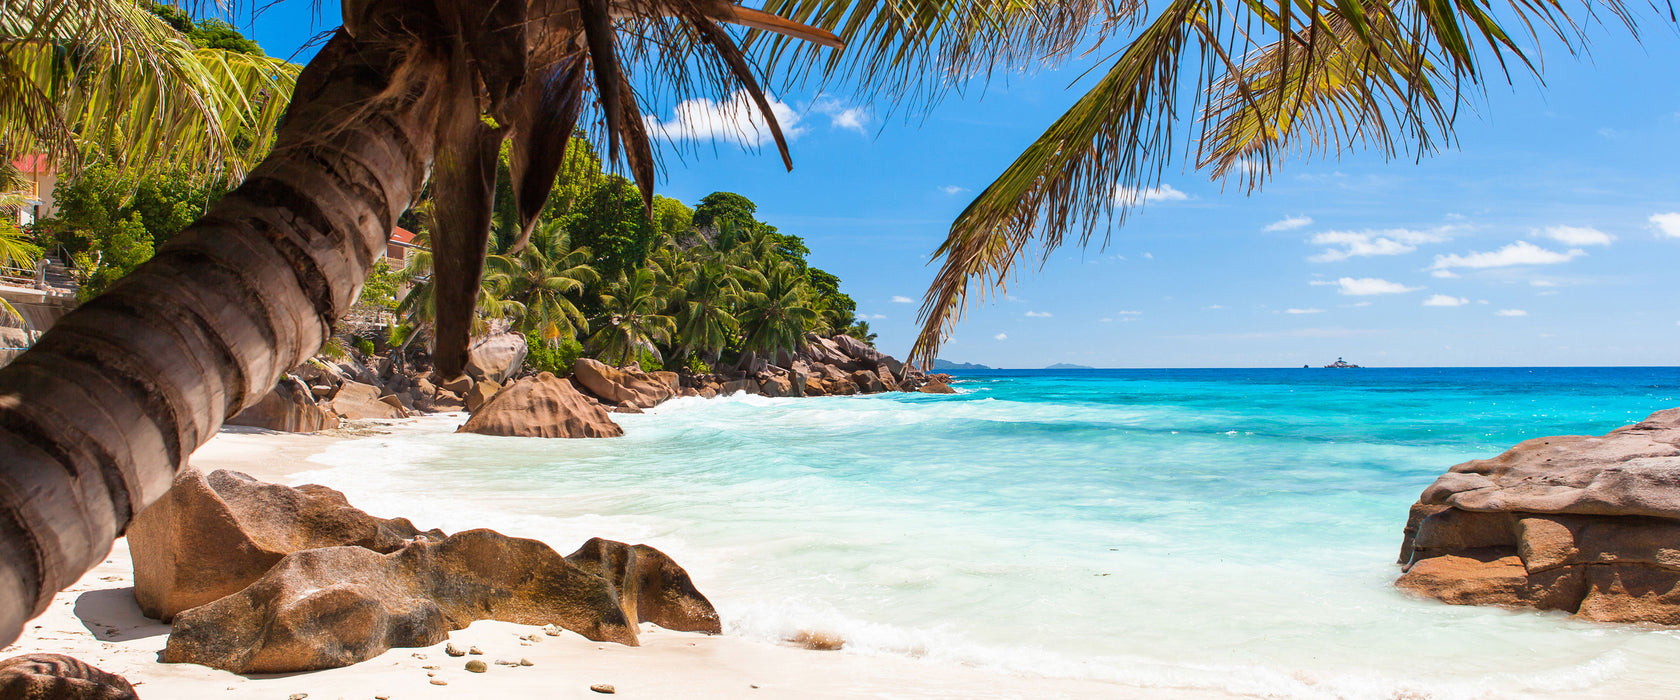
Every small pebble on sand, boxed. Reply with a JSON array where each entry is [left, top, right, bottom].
[[430, 679, 448, 686], [590, 684, 616, 694], [465, 660, 488, 673], [468, 646, 483, 655], [445, 642, 466, 657]]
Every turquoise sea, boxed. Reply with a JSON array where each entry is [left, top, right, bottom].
[[298, 367, 1680, 699]]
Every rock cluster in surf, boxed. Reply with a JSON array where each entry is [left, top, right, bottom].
[[1396, 407, 1680, 624], [132, 468, 719, 673], [236, 330, 956, 439]]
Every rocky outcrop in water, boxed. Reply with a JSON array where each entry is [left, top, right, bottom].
[[1396, 408, 1680, 624], [128, 468, 444, 621], [162, 530, 719, 673], [458, 372, 622, 438], [573, 358, 674, 408], [0, 654, 137, 700]]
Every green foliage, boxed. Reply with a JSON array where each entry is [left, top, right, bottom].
[[354, 337, 376, 357], [403, 146, 871, 376], [524, 333, 585, 375], [74, 213, 154, 301], [652, 196, 694, 241], [356, 260, 402, 312], [144, 2, 265, 56], [48, 159, 221, 257], [563, 177, 658, 281], [46, 158, 224, 300]]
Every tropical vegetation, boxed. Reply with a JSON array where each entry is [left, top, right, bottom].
[[382, 136, 873, 376]]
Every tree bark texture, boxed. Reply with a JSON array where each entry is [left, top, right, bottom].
[[0, 31, 441, 646]]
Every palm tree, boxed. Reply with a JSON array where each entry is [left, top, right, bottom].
[[673, 256, 740, 368], [0, 0, 1638, 648], [588, 267, 675, 368], [485, 220, 598, 346], [736, 261, 818, 365], [1, 0, 299, 178]]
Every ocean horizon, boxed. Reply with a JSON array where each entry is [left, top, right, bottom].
[[296, 367, 1680, 699]]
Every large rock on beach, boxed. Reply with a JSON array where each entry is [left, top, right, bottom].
[[465, 333, 528, 384], [228, 377, 340, 433], [565, 538, 723, 635], [330, 380, 406, 420], [1396, 407, 1680, 624], [458, 372, 622, 438], [0, 654, 138, 700], [464, 378, 501, 413], [573, 358, 672, 408], [128, 468, 444, 621], [918, 380, 956, 394], [163, 530, 720, 673]]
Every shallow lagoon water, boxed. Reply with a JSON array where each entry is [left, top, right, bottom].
[[297, 367, 1680, 699]]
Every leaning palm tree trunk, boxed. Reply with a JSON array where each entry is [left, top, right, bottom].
[[0, 30, 438, 646]]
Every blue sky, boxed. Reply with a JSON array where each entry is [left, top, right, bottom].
[[242, 4, 1680, 368]]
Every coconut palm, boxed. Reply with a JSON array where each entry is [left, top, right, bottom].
[[673, 256, 741, 367], [736, 260, 818, 364], [485, 220, 598, 347], [0, 0, 1643, 648], [1, 0, 299, 178], [849, 0, 1643, 365], [589, 267, 675, 368]]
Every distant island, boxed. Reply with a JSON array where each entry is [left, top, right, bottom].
[[933, 359, 994, 370], [1045, 363, 1096, 370], [1322, 357, 1361, 369]]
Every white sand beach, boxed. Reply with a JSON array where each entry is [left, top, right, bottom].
[[1, 422, 1223, 699]]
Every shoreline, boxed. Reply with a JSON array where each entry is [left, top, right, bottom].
[[4, 419, 1227, 699]]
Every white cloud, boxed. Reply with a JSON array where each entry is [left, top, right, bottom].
[[940, 185, 969, 195], [1286, 308, 1325, 314], [1423, 294, 1469, 307], [1116, 310, 1144, 316], [993, 332, 1008, 341], [1530, 280, 1557, 287], [1431, 269, 1460, 279], [1538, 225, 1614, 246], [1651, 212, 1680, 238], [1430, 241, 1586, 272], [867, 314, 887, 320], [1308, 228, 1452, 262], [1497, 309, 1528, 317], [890, 296, 914, 304], [1025, 311, 1053, 318], [644, 90, 803, 146], [1100, 317, 1113, 322], [1205, 304, 1225, 310], [1142, 252, 1154, 260], [1264, 215, 1313, 232], [812, 100, 868, 133], [1115, 184, 1190, 206], [1312, 277, 1422, 295]]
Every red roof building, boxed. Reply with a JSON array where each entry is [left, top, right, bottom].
[[7, 155, 58, 226], [386, 226, 417, 267]]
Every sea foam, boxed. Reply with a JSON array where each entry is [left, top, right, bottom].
[[292, 368, 1680, 698]]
